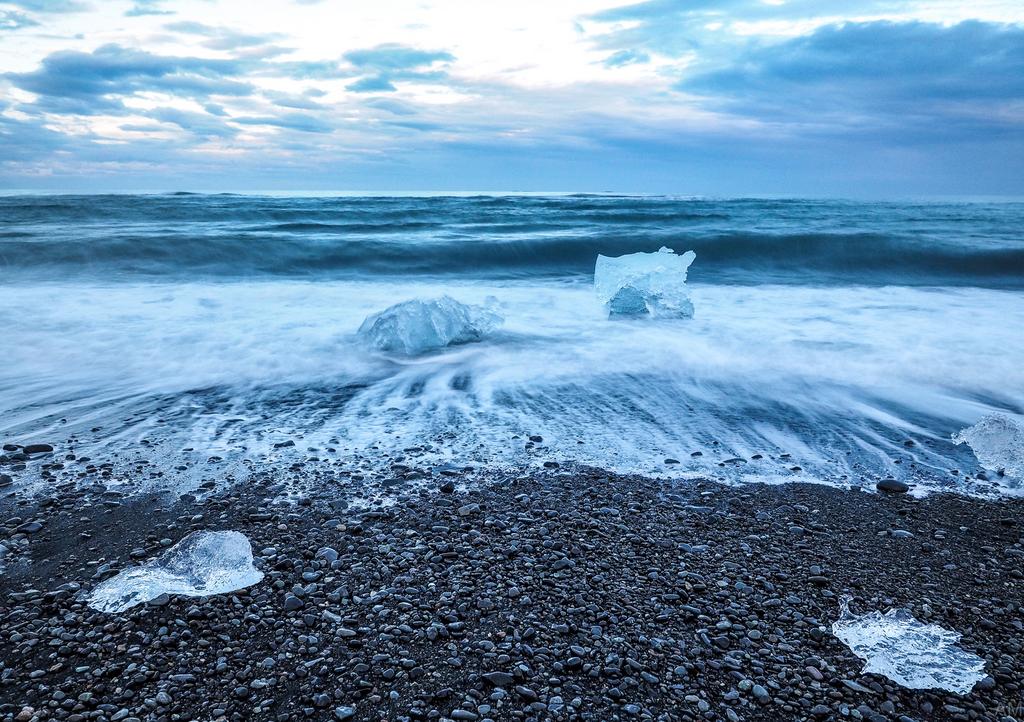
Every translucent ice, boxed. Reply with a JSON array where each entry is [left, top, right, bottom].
[[88, 530, 263, 613], [358, 295, 503, 355], [594, 246, 696, 318], [952, 413, 1024, 480], [831, 597, 986, 694]]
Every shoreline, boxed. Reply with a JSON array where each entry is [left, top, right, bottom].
[[2, 467, 1023, 721]]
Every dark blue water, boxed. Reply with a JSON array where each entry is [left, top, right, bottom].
[[2, 194, 1022, 495], [2, 194, 1023, 286]]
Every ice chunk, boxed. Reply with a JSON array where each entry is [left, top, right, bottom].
[[831, 597, 986, 694], [87, 530, 263, 613], [952, 412, 1024, 480], [595, 246, 696, 318], [358, 295, 502, 356]]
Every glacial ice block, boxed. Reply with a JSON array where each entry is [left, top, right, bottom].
[[87, 530, 263, 613], [357, 295, 503, 356], [952, 412, 1024, 481], [594, 246, 696, 318], [831, 597, 986, 694]]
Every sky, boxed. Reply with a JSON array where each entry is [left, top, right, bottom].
[[0, 0, 1022, 195]]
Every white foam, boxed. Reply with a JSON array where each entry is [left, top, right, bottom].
[[831, 598, 986, 694], [2, 281, 1024, 493], [87, 531, 263, 612]]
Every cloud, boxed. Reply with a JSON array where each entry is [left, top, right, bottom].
[[6, 44, 252, 114], [126, 0, 174, 16], [343, 43, 454, 93], [680, 21, 1024, 140], [602, 49, 650, 68], [164, 21, 285, 50], [258, 59, 346, 80], [148, 107, 239, 138], [234, 112, 333, 133], [588, 0, 737, 55], [343, 45, 455, 71], [0, 10, 39, 30], [267, 91, 324, 110], [587, 0, 898, 55], [363, 97, 418, 116], [347, 76, 396, 93], [0, 111, 75, 163], [4, 0, 88, 11]]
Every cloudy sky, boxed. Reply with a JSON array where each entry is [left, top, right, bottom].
[[0, 0, 1021, 194]]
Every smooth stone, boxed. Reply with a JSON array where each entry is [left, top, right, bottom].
[[877, 479, 910, 493]]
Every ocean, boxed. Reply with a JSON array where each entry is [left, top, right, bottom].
[[2, 193, 1023, 495]]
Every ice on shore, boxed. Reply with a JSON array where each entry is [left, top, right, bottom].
[[594, 246, 696, 318], [831, 597, 986, 694], [87, 530, 263, 613], [358, 295, 503, 355], [953, 413, 1024, 481]]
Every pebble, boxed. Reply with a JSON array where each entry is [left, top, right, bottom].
[[1, 464, 1021, 722], [877, 479, 910, 493]]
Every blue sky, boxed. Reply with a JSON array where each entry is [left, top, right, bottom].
[[0, 0, 1021, 195]]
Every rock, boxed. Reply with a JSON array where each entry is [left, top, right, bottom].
[[482, 671, 514, 687], [842, 679, 873, 694], [23, 444, 53, 454], [877, 479, 910, 493], [2, 456, 1023, 722], [440, 480, 456, 493], [315, 546, 339, 563]]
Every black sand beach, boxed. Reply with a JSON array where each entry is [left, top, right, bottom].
[[2, 463, 1023, 722]]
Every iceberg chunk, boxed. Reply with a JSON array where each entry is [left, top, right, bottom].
[[87, 530, 263, 613], [952, 412, 1024, 480], [831, 597, 986, 694], [595, 246, 696, 318], [358, 295, 503, 356]]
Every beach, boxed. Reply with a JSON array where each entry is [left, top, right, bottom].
[[2, 194, 1024, 720], [2, 460, 1023, 721], [3, 0, 1023, 716]]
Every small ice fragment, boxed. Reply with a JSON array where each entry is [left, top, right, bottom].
[[952, 412, 1024, 480], [831, 597, 985, 694], [357, 295, 503, 356], [594, 246, 696, 318], [87, 530, 263, 613]]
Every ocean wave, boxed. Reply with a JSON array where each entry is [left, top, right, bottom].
[[1, 230, 1022, 286], [1, 195, 1023, 287]]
